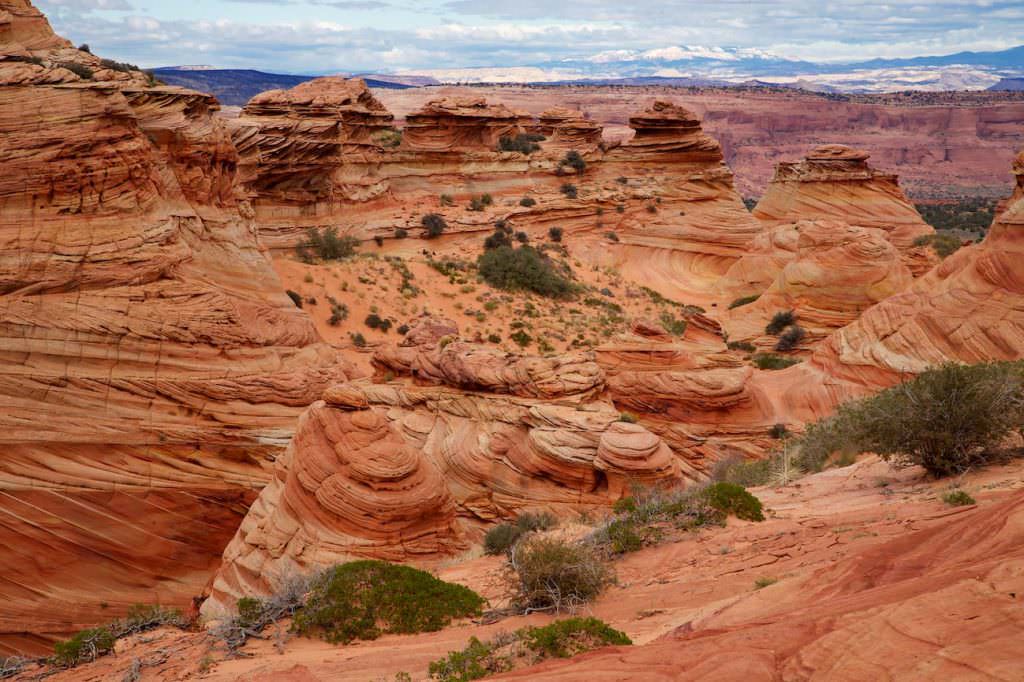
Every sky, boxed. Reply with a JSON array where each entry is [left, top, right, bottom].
[[35, 0, 1024, 74]]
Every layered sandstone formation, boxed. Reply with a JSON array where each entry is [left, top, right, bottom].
[[202, 317, 690, 615], [534, 107, 602, 151], [233, 84, 759, 304], [722, 145, 935, 295], [724, 220, 914, 343], [402, 96, 530, 151], [0, 1, 350, 654]]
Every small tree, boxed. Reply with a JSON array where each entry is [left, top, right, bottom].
[[422, 213, 447, 238], [798, 362, 1024, 477]]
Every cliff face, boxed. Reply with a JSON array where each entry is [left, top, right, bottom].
[[0, 4, 351, 654], [203, 317, 688, 617]]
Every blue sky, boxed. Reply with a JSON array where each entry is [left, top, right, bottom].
[[35, 0, 1024, 73]]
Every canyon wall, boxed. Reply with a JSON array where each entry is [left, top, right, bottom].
[[0, 1, 351, 654]]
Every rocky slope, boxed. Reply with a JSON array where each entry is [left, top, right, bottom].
[[233, 80, 759, 304], [0, 1, 350, 655], [29, 456, 1024, 681]]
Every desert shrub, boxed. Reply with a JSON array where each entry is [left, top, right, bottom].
[[765, 310, 797, 335], [429, 634, 514, 681], [509, 536, 611, 612], [515, 231, 529, 244], [429, 619, 628, 681], [394, 228, 409, 239], [560, 183, 578, 199], [604, 231, 619, 242], [422, 213, 447, 238], [701, 482, 765, 522], [659, 312, 687, 337], [523, 617, 630, 658], [798, 361, 1024, 477], [548, 226, 563, 242], [286, 290, 303, 308], [365, 313, 392, 332], [915, 198, 996, 235], [60, 62, 94, 79], [510, 329, 532, 347], [559, 151, 586, 174], [743, 197, 758, 211], [374, 128, 403, 148], [78, 43, 92, 53], [646, 202, 658, 213], [499, 133, 544, 154], [769, 423, 789, 439], [603, 519, 643, 554], [440, 194, 455, 206], [210, 573, 314, 653], [349, 332, 367, 347], [296, 227, 358, 262], [483, 513, 557, 556], [775, 325, 806, 352], [484, 523, 522, 556], [488, 333, 501, 343], [615, 204, 625, 213], [618, 412, 638, 424], [53, 605, 185, 668], [752, 353, 800, 370], [327, 297, 348, 326], [99, 58, 140, 73], [1, 656, 29, 678], [397, 324, 411, 336], [612, 497, 637, 514], [484, 228, 512, 250], [728, 340, 756, 352], [913, 233, 964, 258], [53, 628, 116, 667], [294, 561, 485, 644], [943, 490, 976, 506], [520, 196, 537, 207], [477, 246, 575, 299], [754, 577, 778, 590], [729, 294, 760, 309]]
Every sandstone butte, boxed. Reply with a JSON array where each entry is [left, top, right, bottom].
[[4, 0, 1024, 673], [0, 0, 353, 655]]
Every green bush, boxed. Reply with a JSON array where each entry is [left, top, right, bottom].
[[659, 312, 687, 337], [915, 198, 996, 235], [510, 329, 532, 347], [728, 340, 756, 352], [560, 183, 578, 199], [612, 497, 637, 514], [769, 423, 789, 439], [99, 58, 140, 73], [765, 310, 797, 335], [509, 536, 611, 612], [53, 628, 116, 667], [395, 228, 409, 239], [775, 325, 806, 352], [60, 62, 94, 79], [701, 482, 765, 521], [729, 294, 760, 309], [604, 231, 619, 242], [294, 561, 485, 644], [913, 233, 964, 258], [429, 635, 512, 681], [499, 133, 544, 154], [604, 519, 643, 554], [943, 490, 976, 506], [798, 361, 1024, 477], [365, 313, 392, 332], [422, 213, 447, 238], [559, 151, 586, 174], [523, 617, 630, 658], [487, 333, 501, 343], [350, 332, 367, 347], [520, 196, 537, 207], [752, 353, 800, 370], [296, 227, 358, 262], [548, 226, 563, 242], [515, 231, 529, 244], [478, 245, 575, 299], [618, 412, 638, 424], [484, 523, 522, 556]]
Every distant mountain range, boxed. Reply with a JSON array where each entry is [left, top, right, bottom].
[[152, 68, 412, 106], [155, 44, 1024, 104]]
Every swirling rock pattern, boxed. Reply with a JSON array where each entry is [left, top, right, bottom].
[[204, 333, 688, 615], [725, 144, 936, 293], [0, 2, 350, 654]]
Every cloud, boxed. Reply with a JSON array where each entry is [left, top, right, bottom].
[[31, 0, 1024, 73]]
